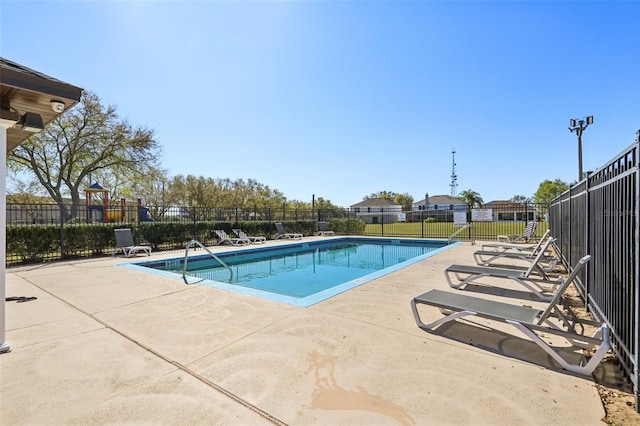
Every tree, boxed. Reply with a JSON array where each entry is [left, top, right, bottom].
[[393, 193, 414, 211], [533, 179, 569, 204], [8, 91, 161, 222], [458, 189, 484, 207], [510, 195, 531, 203], [363, 191, 396, 201]]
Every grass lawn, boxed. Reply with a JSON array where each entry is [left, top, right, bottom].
[[364, 221, 549, 240]]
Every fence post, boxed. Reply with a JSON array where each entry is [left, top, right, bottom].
[[57, 202, 67, 259], [584, 172, 591, 306]]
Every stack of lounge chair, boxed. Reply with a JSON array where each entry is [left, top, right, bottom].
[[409, 231, 611, 376]]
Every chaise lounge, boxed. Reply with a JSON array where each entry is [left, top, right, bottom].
[[445, 253, 589, 302], [410, 256, 610, 376], [317, 221, 335, 236], [472, 236, 559, 271], [214, 229, 251, 246], [232, 229, 266, 244], [112, 228, 152, 257], [274, 222, 303, 240], [496, 221, 538, 243]]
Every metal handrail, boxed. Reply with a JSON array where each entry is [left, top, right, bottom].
[[183, 240, 233, 284], [448, 223, 475, 245]]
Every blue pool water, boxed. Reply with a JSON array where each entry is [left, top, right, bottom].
[[126, 237, 456, 307]]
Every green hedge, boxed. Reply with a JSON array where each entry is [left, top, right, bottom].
[[7, 219, 367, 265]]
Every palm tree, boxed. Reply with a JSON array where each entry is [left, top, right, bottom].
[[458, 189, 484, 207]]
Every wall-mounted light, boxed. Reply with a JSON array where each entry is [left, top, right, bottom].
[[20, 112, 44, 132]]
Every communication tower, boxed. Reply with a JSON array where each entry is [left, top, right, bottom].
[[450, 149, 458, 197]]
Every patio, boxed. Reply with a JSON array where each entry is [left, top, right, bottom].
[[1, 239, 605, 425]]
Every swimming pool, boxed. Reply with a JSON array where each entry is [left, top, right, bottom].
[[125, 237, 457, 307]]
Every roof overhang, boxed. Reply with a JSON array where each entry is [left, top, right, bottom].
[[0, 57, 83, 151]]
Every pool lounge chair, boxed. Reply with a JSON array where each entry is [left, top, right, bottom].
[[317, 221, 335, 236], [232, 229, 266, 244], [472, 236, 558, 271], [496, 221, 538, 243], [274, 222, 303, 240], [445, 253, 589, 302], [410, 259, 610, 376], [481, 229, 551, 254], [112, 228, 151, 257], [214, 229, 250, 246]]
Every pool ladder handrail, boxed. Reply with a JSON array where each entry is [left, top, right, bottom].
[[448, 223, 475, 245], [183, 240, 233, 284]]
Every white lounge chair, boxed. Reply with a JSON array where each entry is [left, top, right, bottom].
[[481, 229, 551, 253], [496, 221, 538, 243], [232, 229, 266, 244], [112, 228, 151, 257], [317, 221, 335, 236], [274, 222, 303, 239], [445, 254, 589, 302], [411, 258, 610, 376], [472, 236, 558, 271], [214, 229, 250, 246]]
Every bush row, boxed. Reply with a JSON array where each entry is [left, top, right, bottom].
[[7, 218, 366, 265]]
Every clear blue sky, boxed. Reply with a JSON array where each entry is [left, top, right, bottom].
[[2, 1, 639, 207]]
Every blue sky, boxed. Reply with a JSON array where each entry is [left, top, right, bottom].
[[2, 1, 639, 207]]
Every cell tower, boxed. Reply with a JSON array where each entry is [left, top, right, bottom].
[[449, 148, 458, 197]]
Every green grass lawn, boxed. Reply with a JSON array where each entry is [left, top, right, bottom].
[[363, 221, 549, 241]]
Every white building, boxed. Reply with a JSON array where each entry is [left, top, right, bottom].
[[350, 198, 403, 224], [413, 194, 467, 211]]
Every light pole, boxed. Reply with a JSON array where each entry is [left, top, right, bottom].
[[569, 116, 594, 180]]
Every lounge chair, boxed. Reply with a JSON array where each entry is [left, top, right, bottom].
[[472, 236, 558, 271], [481, 229, 551, 253], [410, 258, 610, 376], [214, 229, 250, 246], [274, 222, 303, 239], [317, 221, 335, 236], [232, 229, 266, 244], [445, 253, 589, 302], [496, 221, 538, 243], [112, 228, 151, 257]]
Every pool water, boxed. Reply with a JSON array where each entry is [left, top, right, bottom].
[[128, 237, 455, 307]]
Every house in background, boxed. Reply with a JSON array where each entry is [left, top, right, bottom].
[[410, 193, 467, 222], [350, 198, 402, 224], [483, 200, 536, 221], [412, 193, 467, 211]]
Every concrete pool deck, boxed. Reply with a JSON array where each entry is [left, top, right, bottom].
[[1, 238, 606, 425]]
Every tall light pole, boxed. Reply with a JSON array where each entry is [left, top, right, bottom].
[[569, 115, 594, 180]]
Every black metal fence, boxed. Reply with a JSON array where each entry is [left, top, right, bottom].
[[549, 134, 639, 410], [7, 201, 549, 265]]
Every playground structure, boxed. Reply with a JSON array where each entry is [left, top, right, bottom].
[[85, 183, 153, 223]]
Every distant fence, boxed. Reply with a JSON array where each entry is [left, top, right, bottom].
[[549, 133, 639, 411], [6, 201, 548, 265]]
